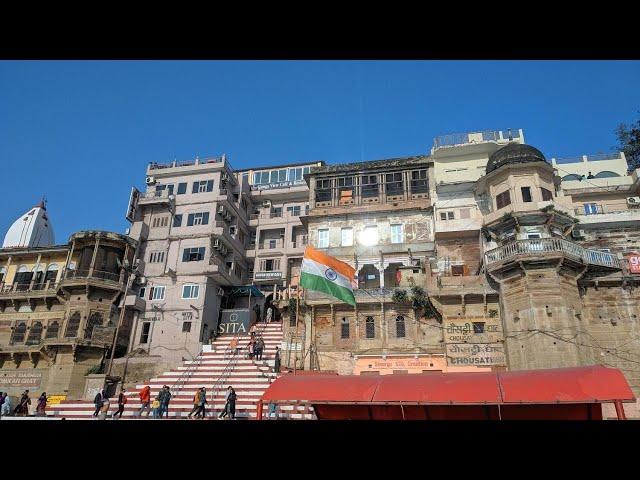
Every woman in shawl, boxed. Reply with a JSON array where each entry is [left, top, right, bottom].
[[14, 390, 31, 416], [1, 392, 11, 417], [36, 392, 47, 416]]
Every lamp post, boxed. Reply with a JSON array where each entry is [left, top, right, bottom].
[[106, 264, 138, 378]]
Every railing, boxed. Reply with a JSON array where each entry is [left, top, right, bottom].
[[484, 238, 620, 269], [148, 155, 225, 171], [170, 350, 204, 397], [0, 281, 59, 294], [574, 205, 638, 216], [64, 269, 122, 283], [208, 338, 242, 416], [258, 240, 285, 250], [433, 128, 520, 149], [139, 190, 172, 200]]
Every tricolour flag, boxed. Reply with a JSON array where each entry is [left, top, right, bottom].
[[300, 246, 356, 306]]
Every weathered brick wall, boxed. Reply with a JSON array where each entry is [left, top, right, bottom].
[[435, 237, 482, 275]]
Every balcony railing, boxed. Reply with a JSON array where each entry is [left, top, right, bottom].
[[574, 205, 639, 216], [64, 269, 122, 283], [0, 281, 59, 294], [484, 238, 620, 269], [433, 128, 521, 149], [139, 190, 172, 201], [148, 155, 225, 171]]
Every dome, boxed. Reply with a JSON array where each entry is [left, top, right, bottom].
[[486, 143, 548, 174], [2, 201, 55, 248]]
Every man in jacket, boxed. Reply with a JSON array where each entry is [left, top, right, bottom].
[[188, 388, 201, 419], [113, 388, 127, 419], [138, 385, 151, 417], [160, 385, 172, 419], [93, 389, 105, 417], [274, 346, 281, 373]]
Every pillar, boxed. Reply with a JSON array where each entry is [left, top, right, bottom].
[[88, 238, 100, 277]]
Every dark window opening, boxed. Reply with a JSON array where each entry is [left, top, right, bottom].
[[385, 172, 404, 196], [340, 318, 350, 339], [182, 247, 205, 262], [84, 312, 103, 340], [472, 322, 485, 334], [496, 190, 511, 209], [411, 170, 429, 194], [46, 321, 60, 339], [365, 316, 375, 339], [396, 316, 406, 338], [11, 322, 27, 344], [177, 182, 187, 195], [26, 321, 43, 345], [65, 312, 81, 338], [140, 322, 151, 344], [173, 214, 183, 227], [182, 322, 192, 333], [361, 175, 379, 198], [521, 186, 533, 203], [541, 187, 553, 201]]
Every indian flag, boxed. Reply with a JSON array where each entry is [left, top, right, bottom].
[[300, 246, 356, 306]]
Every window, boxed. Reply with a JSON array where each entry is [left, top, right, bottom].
[[149, 251, 166, 263], [271, 207, 283, 218], [361, 175, 379, 198], [192, 179, 214, 193], [268, 239, 278, 249], [451, 265, 465, 276], [541, 188, 553, 201], [411, 169, 429, 193], [182, 247, 205, 262], [385, 172, 404, 195], [521, 187, 533, 203], [138, 287, 146, 298], [187, 212, 210, 226], [177, 182, 187, 195], [151, 216, 169, 228], [496, 190, 511, 209], [359, 225, 378, 246], [305, 204, 309, 216], [317, 229, 329, 248], [396, 315, 406, 338], [365, 316, 375, 339], [65, 312, 81, 338], [45, 320, 60, 339], [260, 258, 280, 271], [140, 322, 151, 344], [390, 224, 404, 244], [182, 284, 200, 299], [173, 214, 183, 227], [148, 286, 165, 301], [286, 206, 301, 217], [315, 179, 332, 202], [289, 167, 304, 181], [44, 265, 58, 283], [84, 312, 103, 340], [584, 203, 598, 215], [472, 322, 485, 334], [182, 322, 192, 333], [11, 322, 27, 344], [341, 228, 353, 246], [440, 211, 455, 221], [340, 318, 350, 339]]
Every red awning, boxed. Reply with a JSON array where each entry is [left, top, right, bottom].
[[260, 365, 635, 406]]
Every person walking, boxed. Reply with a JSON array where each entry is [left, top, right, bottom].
[[0, 392, 10, 417], [160, 386, 171, 419], [36, 392, 47, 416], [138, 385, 151, 417], [247, 338, 255, 360], [188, 388, 204, 419], [273, 346, 281, 373], [0, 392, 5, 419], [219, 386, 237, 420], [196, 387, 208, 419], [93, 389, 106, 417], [14, 390, 31, 416], [255, 337, 265, 362], [151, 396, 161, 419], [265, 306, 273, 323], [113, 388, 127, 419]]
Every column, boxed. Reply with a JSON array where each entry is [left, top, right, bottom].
[[29, 254, 42, 290], [88, 239, 100, 277]]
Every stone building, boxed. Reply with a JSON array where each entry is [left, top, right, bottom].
[[0, 202, 137, 401]]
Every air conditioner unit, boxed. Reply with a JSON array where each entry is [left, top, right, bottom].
[[217, 205, 226, 214], [221, 173, 229, 182], [164, 267, 176, 276], [135, 276, 147, 285], [217, 287, 224, 296], [627, 196, 640, 205], [213, 238, 222, 250], [146, 176, 156, 185], [572, 229, 586, 239], [263, 200, 271, 208]]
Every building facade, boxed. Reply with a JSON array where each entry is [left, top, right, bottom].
[[0, 203, 137, 400]]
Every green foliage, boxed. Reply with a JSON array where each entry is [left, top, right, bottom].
[[616, 117, 640, 171], [410, 286, 428, 312], [392, 289, 408, 304]]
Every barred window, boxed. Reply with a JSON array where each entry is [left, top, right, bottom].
[[26, 321, 43, 345], [65, 312, 81, 338], [149, 286, 166, 301], [45, 320, 60, 339], [84, 312, 103, 340], [11, 322, 27, 344], [496, 190, 511, 210], [365, 316, 375, 339], [140, 322, 151, 344], [340, 317, 350, 339], [396, 315, 406, 338], [151, 216, 169, 228], [149, 251, 166, 263]]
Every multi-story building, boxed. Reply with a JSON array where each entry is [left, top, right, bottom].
[[0, 201, 137, 401]]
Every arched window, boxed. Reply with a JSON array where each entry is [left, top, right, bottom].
[[65, 312, 81, 338], [594, 171, 621, 179], [562, 174, 583, 181], [84, 312, 103, 340], [11, 322, 27, 344], [32, 265, 45, 285], [15, 265, 32, 290], [365, 316, 375, 339], [340, 317, 350, 339], [26, 321, 43, 345], [45, 263, 59, 283], [46, 320, 60, 339], [396, 315, 406, 338]]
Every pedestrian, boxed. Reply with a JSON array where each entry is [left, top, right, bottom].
[[268, 402, 278, 420], [247, 338, 255, 360], [274, 346, 281, 373], [1, 392, 10, 417], [151, 397, 161, 419], [138, 385, 151, 417], [93, 389, 106, 417], [188, 388, 200, 419], [36, 392, 47, 416], [113, 388, 127, 419], [14, 390, 31, 416], [265, 306, 273, 323], [196, 387, 208, 419], [255, 337, 265, 361], [219, 386, 237, 420], [160, 386, 172, 419], [0, 392, 4, 418]]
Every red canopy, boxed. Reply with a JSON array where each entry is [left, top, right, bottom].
[[261, 365, 635, 405]]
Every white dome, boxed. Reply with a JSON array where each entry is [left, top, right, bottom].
[[2, 202, 55, 248]]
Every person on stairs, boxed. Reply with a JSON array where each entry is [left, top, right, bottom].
[[160, 385, 172, 419], [36, 392, 48, 416], [138, 385, 152, 417], [219, 386, 237, 420], [93, 389, 106, 417], [274, 346, 281, 373], [255, 337, 265, 362], [113, 388, 127, 419], [187, 388, 201, 419]]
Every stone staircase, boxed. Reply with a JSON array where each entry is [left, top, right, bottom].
[[50, 322, 316, 420]]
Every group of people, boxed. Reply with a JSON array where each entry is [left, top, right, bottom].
[[136, 385, 171, 419], [247, 335, 266, 361], [186, 385, 236, 420], [0, 390, 48, 417]]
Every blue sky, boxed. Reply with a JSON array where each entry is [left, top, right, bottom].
[[1, 60, 639, 242]]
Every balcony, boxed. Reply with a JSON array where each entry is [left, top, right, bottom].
[[203, 256, 241, 286], [573, 205, 640, 226], [248, 210, 303, 227], [257, 239, 286, 256], [0, 281, 60, 300], [61, 269, 125, 290], [484, 238, 620, 272], [432, 128, 523, 151], [137, 189, 175, 207]]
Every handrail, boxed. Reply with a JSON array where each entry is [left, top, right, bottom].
[[208, 339, 241, 417], [170, 350, 204, 397], [484, 238, 620, 269]]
